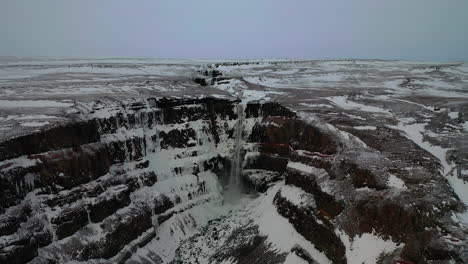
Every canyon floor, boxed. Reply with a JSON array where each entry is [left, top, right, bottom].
[[0, 58, 467, 264]]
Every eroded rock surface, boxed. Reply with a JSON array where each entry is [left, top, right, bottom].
[[0, 59, 467, 264]]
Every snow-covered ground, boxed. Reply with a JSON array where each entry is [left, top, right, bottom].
[[1, 58, 467, 263]]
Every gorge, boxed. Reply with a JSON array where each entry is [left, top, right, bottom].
[[0, 59, 467, 264]]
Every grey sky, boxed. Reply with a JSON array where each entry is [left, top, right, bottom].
[[1, 0, 467, 61]]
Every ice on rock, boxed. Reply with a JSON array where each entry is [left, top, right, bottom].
[[1, 59, 467, 264]]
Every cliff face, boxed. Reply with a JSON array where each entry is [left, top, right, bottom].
[[174, 102, 466, 264], [0, 59, 467, 264], [0, 97, 465, 264], [0, 97, 237, 263]]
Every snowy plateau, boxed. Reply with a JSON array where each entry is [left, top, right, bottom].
[[0, 58, 467, 264]]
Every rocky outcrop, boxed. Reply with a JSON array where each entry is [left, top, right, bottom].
[[274, 189, 347, 264], [210, 226, 287, 264], [240, 104, 466, 263], [0, 95, 466, 264], [0, 121, 101, 162], [0, 142, 112, 211], [0, 97, 243, 264], [285, 168, 344, 219]]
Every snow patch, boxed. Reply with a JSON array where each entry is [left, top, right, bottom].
[[299, 103, 333, 108], [343, 113, 366, 120], [353, 126, 377, 131], [255, 184, 332, 264], [327, 96, 391, 115], [388, 119, 468, 217], [241, 89, 284, 102], [0, 100, 73, 108], [279, 185, 315, 208], [387, 174, 407, 190], [448, 112, 459, 119], [284, 253, 309, 264], [338, 231, 401, 264], [20, 121, 50, 127], [287, 162, 327, 176]]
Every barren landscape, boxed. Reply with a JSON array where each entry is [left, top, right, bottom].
[[0, 58, 467, 264]]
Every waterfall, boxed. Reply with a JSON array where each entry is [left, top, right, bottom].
[[143, 99, 156, 155], [125, 112, 136, 161], [115, 113, 130, 162], [228, 102, 245, 191]]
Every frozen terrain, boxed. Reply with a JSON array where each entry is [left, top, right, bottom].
[[0, 58, 467, 264]]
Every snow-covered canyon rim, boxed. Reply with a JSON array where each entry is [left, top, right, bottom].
[[0, 59, 467, 264]]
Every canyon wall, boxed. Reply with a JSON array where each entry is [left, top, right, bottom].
[[0, 97, 466, 264]]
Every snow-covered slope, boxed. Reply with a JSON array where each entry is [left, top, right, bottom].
[[0, 58, 467, 264]]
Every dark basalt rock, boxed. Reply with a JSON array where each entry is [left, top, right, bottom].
[[352, 196, 428, 239], [285, 168, 344, 218], [0, 166, 37, 209], [289, 152, 333, 172], [153, 194, 174, 215], [75, 203, 153, 261], [128, 137, 145, 160], [249, 123, 268, 143], [291, 244, 319, 264], [348, 194, 465, 263], [0, 218, 53, 264], [421, 243, 465, 263], [338, 160, 386, 190], [160, 104, 206, 124], [193, 77, 208, 86], [154, 97, 237, 120], [106, 137, 146, 163], [52, 205, 89, 240], [208, 226, 287, 264], [35, 143, 112, 191], [245, 102, 296, 119], [0, 143, 111, 210], [0, 235, 38, 264], [0, 121, 101, 162], [203, 155, 231, 186], [194, 68, 223, 87], [89, 186, 131, 223], [249, 118, 338, 155], [44, 170, 156, 209], [242, 170, 282, 193], [202, 69, 223, 78], [137, 171, 158, 187], [256, 142, 292, 156], [135, 160, 150, 169], [273, 190, 347, 264], [159, 128, 197, 149], [0, 204, 31, 236], [1, 95, 466, 264], [244, 154, 289, 173]]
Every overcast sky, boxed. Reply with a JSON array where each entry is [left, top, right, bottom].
[[1, 0, 467, 61]]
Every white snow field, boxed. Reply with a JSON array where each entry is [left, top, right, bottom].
[[0, 58, 467, 264]]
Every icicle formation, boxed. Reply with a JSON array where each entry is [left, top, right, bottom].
[[229, 102, 245, 190]]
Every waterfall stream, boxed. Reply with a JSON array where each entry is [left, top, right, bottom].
[[228, 102, 245, 192]]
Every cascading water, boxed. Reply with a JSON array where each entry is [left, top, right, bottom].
[[115, 112, 130, 162], [143, 100, 158, 155], [228, 102, 245, 193]]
